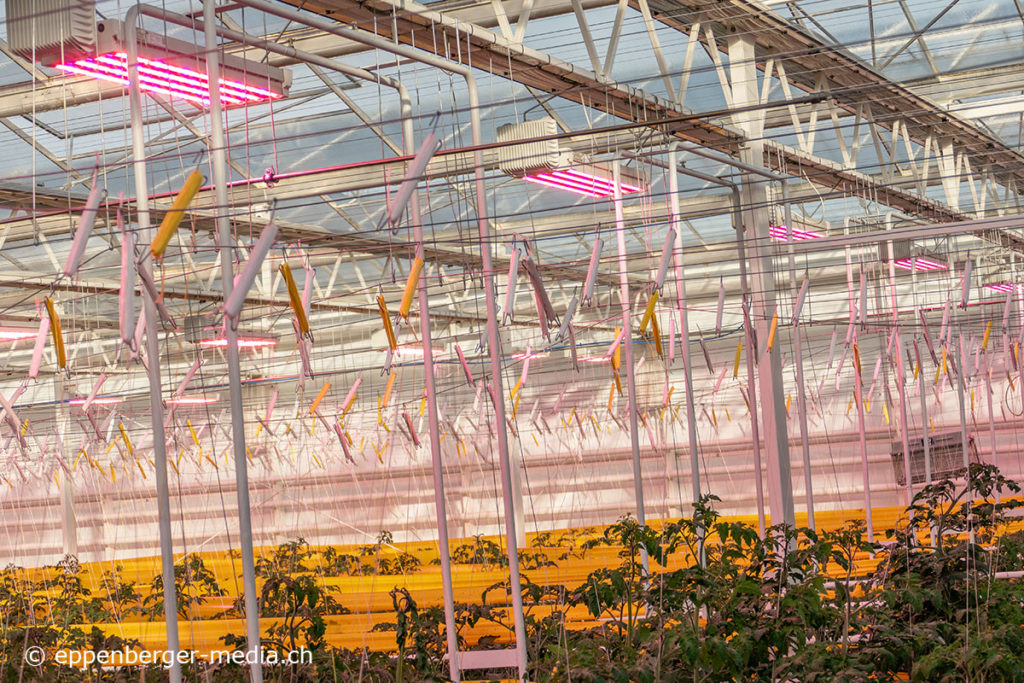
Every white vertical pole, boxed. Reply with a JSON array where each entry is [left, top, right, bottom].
[[613, 162, 649, 574], [203, 3, 262, 679], [124, 10, 182, 681]]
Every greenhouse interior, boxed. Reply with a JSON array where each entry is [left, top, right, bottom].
[[0, 0, 1022, 680]]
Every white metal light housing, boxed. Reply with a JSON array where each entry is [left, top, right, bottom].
[[497, 117, 645, 197], [881, 240, 948, 272]]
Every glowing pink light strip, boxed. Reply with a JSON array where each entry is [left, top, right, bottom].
[[983, 283, 1020, 293], [511, 351, 549, 360], [95, 53, 269, 101], [557, 168, 644, 194], [91, 54, 254, 103], [56, 52, 282, 107], [580, 356, 611, 364], [522, 168, 644, 197], [379, 346, 448, 357], [69, 397, 124, 406], [167, 395, 219, 405], [198, 337, 278, 349], [894, 257, 948, 272], [0, 329, 36, 341], [769, 225, 824, 241]]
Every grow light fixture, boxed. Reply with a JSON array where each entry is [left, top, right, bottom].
[[769, 225, 824, 241], [893, 256, 948, 272], [497, 117, 645, 197], [882, 240, 948, 272], [522, 165, 644, 198], [381, 345, 448, 358], [197, 336, 278, 350], [167, 394, 218, 405], [983, 282, 1021, 293], [52, 20, 290, 108], [69, 397, 124, 406], [0, 328, 36, 342]]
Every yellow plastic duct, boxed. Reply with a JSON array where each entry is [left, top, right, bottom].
[[151, 169, 204, 259]]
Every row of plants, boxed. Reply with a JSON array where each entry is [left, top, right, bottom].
[[1, 463, 1022, 681]]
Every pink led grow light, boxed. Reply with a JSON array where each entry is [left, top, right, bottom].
[[55, 52, 283, 107], [167, 395, 218, 405], [894, 257, 948, 272], [769, 225, 824, 241], [69, 397, 124, 406], [198, 337, 278, 350], [0, 329, 36, 341], [523, 168, 644, 198], [579, 356, 611, 364], [983, 282, 1021, 293]]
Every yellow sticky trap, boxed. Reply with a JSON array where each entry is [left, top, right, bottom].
[[982, 321, 993, 351], [613, 369, 623, 395], [21, 419, 28, 436], [513, 392, 521, 417], [725, 406, 731, 422], [711, 408, 717, 426], [971, 389, 975, 412], [419, 395, 426, 416], [110, 467, 116, 483], [786, 394, 791, 415], [309, 416, 316, 436], [205, 454, 218, 470], [639, 292, 659, 333], [532, 433, 539, 447], [280, 263, 310, 337], [151, 170, 203, 259], [187, 420, 200, 446], [382, 371, 396, 408], [311, 451, 323, 468], [377, 295, 398, 351], [864, 398, 871, 413], [310, 383, 331, 415], [135, 457, 147, 479], [734, 341, 743, 378], [929, 418, 935, 433], [608, 381, 615, 411], [846, 396, 853, 415], [882, 402, 890, 425], [651, 312, 663, 356], [44, 298, 66, 370], [853, 343, 862, 378], [766, 310, 779, 352], [611, 328, 622, 372], [119, 423, 133, 456], [510, 377, 523, 401], [399, 257, 424, 319], [664, 386, 674, 407]]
